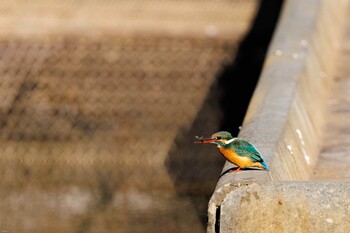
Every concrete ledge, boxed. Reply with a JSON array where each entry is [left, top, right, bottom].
[[207, 0, 349, 232], [220, 182, 350, 233]]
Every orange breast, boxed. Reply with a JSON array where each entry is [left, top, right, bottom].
[[218, 147, 254, 168]]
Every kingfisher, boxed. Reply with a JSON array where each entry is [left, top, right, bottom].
[[195, 131, 269, 172]]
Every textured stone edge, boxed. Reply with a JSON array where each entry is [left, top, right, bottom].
[[220, 182, 350, 233], [207, 0, 349, 232]]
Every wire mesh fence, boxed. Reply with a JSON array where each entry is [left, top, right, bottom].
[[0, 1, 259, 232]]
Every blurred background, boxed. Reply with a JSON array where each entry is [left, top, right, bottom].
[[0, 0, 282, 232]]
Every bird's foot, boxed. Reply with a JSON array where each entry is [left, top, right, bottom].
[[229, 167, 242, 172]]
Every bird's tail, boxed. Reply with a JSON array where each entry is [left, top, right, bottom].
[[260, 161, 270, 171], [261, 161, 273, 180]]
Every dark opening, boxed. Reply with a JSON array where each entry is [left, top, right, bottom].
[[215, 205, 221, 233]]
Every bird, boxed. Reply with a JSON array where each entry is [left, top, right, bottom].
[[194, 131, 269, 172]]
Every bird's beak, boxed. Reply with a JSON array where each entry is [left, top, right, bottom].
[[194, 137, 217, 144]]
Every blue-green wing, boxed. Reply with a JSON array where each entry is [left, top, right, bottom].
[[230, 138, 265, 162]]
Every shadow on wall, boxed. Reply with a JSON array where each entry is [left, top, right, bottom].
[[165, 0, 284, 228]]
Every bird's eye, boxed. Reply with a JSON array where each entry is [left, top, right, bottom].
[[216, 137, 221, 140]]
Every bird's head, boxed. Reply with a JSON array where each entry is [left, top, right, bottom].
[[194, 131, 233, 147]]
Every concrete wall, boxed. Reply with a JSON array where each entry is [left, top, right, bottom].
[[207, 0, 349, 232]]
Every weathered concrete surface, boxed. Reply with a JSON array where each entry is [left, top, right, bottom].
[[312, 4, 350, 181], [220, 182, 350, 233], [208, 0, 350, 232]]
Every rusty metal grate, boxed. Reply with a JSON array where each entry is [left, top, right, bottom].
[[0, 1, 259, 232]]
